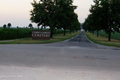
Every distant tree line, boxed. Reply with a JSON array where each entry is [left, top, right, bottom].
[[30, 0, 81, 38], [2, 23, 34, 29], [83, 0, 120, 41]]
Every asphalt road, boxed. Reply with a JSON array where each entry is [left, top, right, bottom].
[[0, 31, 120, 80], [50, 31, 120, 50], [49, 31, 98, 48]]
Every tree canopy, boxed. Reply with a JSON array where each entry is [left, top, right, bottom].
[[30, 0, 81, 38], [28, 23, 33, 29], [3, 24, 7, 28], [7, 23, 12, 28]]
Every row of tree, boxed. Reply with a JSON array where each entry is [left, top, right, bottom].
[[2, 23, 33, 29], [83, 0, 120, 41], [30, 0, 81, 38]]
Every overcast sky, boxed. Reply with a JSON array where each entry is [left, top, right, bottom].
[[0, 0, 94, 27]]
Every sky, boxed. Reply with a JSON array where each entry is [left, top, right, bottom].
[[0, 0, 94, 27]]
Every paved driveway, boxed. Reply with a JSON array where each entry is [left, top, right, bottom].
[[0, 31, 120, 80]]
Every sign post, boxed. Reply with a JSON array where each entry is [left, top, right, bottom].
[[32, 30, 51, 40]]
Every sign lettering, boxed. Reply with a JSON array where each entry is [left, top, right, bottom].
[[32, 30, 51, 40]]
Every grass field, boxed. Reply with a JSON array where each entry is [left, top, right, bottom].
[[86, 32, 120, 48], [0, 31, 80, 44]]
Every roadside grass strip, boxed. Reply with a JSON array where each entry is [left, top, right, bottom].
[[86, 32, 120, 48], [94, 31, 120, 40]]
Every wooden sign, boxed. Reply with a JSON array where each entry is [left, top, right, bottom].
[[32, 30, 51, 40]]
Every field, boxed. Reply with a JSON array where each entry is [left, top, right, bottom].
[[0, 28, 69, 40], [0, 28, 32, 40]]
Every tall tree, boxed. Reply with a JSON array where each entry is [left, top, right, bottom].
[[85, 14, 95, 34], [90, 0, 102, 37], [28, 23, 33, 29], [7, 23, 11, 28], [30, 0, 78, 37], [30, 0, 57, 38], [3, 24, 7, 28], [72, 14, 81, 32], [56, 0, 77, 36], [100, 0, 120, 41]]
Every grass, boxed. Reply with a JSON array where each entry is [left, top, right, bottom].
[[94, 31, 120, 40], [86, 32, 120, 48], [0, 31, 80, 44]]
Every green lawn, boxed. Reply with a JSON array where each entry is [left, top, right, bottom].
[[0, 31, 80, 44]]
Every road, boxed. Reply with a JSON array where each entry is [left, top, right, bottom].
[[49, 31, 98, 48], [0, 31, 120, 80]]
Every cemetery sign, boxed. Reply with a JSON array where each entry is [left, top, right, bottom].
[[32, 30, 51, 40]]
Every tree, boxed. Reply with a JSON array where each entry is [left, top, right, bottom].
[[55, 0, 77, 36], [28, 23, 33, 29], [71, 14, 81, 33], [7, 23, 11, 28], [86, 0, 120, 41], [30, 0, 57, 38], [17, 26, 19, 28], [89, 0, 103, 37], [3, 24, 7, 28], [100, 0, 120, 41], [30, 0, 78, 37], [82, 18, 88, 32], [85, 14, 95, 34]]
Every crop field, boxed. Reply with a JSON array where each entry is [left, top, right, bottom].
[[0, 28, 70, 40]]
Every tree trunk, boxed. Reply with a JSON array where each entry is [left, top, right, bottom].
[[38, 26, 39, 29], [41, 26, 43, 30], [50, 29, 54, 38], [70, 30, 71, 34], [97, 30, 99, 37], [55, 29, 56, 34], [92, 30, 94, 35], [64, 29, 66, 36], [108, 28, 111, 41], [73, 30, 74, 33]]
